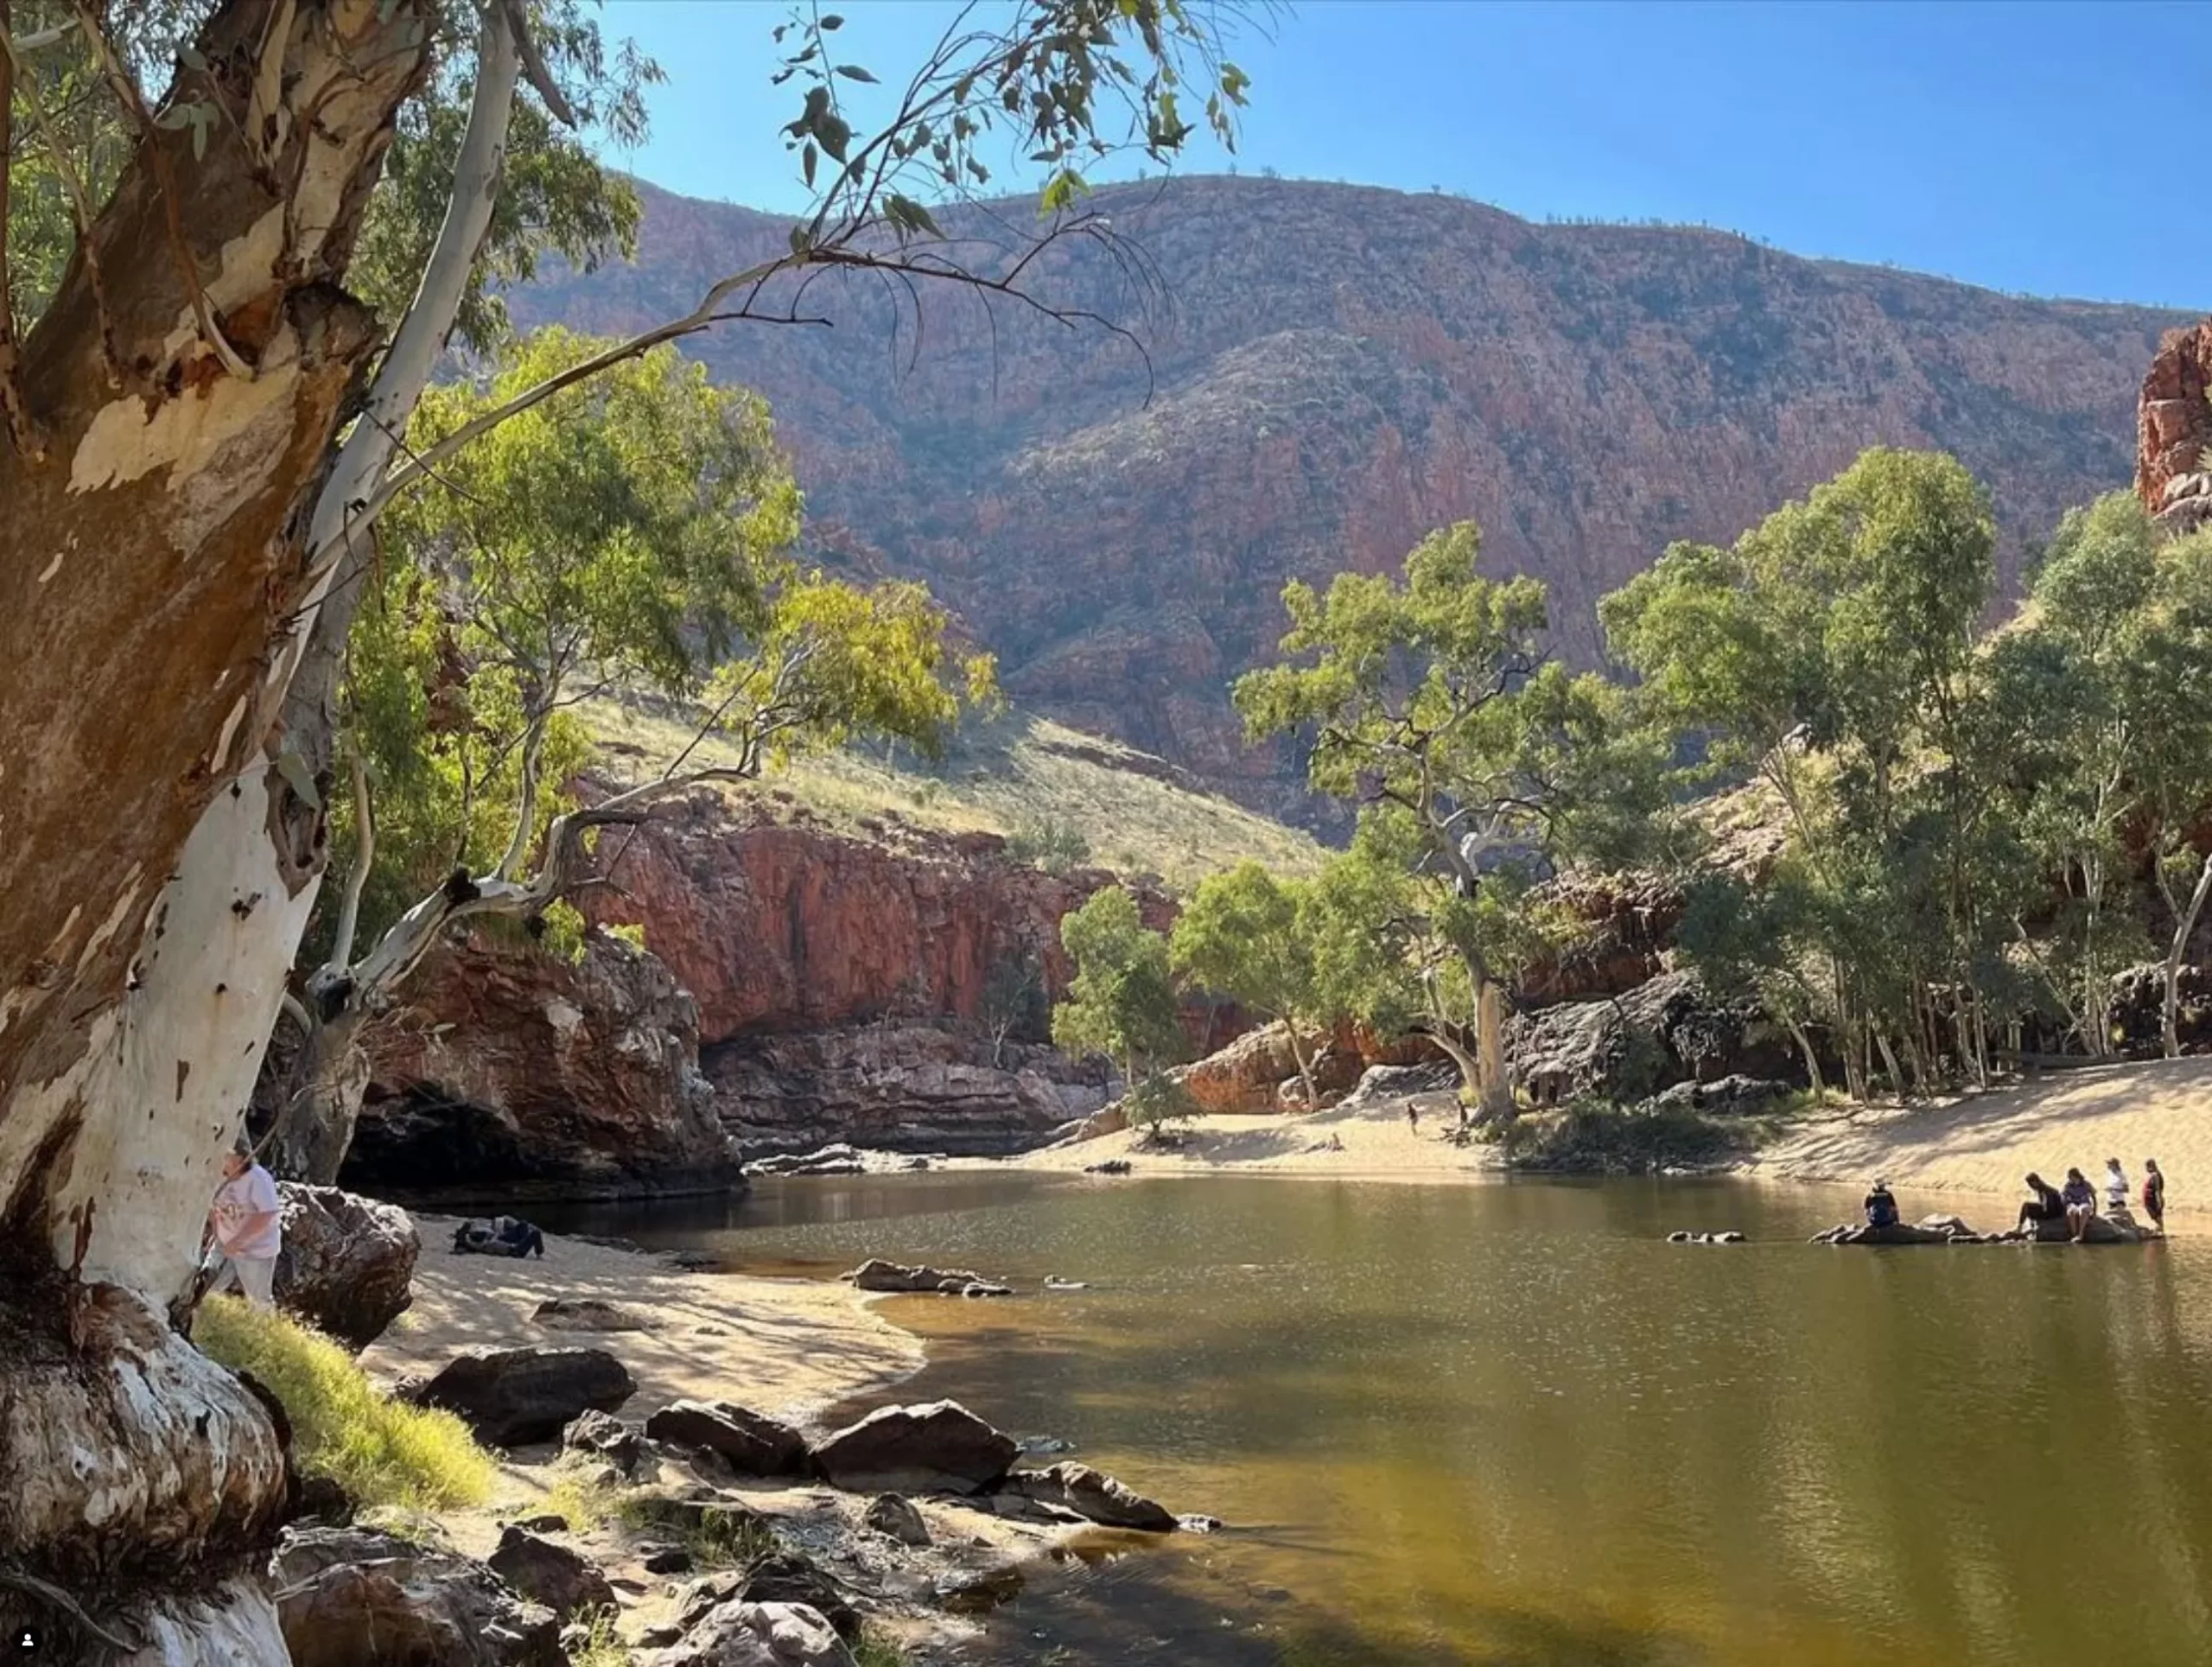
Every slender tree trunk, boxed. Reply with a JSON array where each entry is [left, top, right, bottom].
[[1283, 1023, 1320, 1112], [1875, 1032, 1907, 1100], [1783, 1014, 1825, 1098], [1476, 978, 1514, 1123], [2164, 854, 2212, 1059]]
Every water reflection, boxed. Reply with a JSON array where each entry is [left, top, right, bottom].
[[540, 1175, 2212, 1665]]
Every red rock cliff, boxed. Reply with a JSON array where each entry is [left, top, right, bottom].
[[2138, 320, 2212, 534]]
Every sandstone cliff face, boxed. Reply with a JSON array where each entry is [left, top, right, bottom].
[[2136, 321, 2212, 535], [346, 932, 736, 1199], [518, 177, 2183, 820], [572, 793, 1241, 1155]]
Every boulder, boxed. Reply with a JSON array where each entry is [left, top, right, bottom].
[[645, 1402, 808, 1478], [810, 1400, 1019, 1496], [1000, 1462, 1178, 1532], [843, 1258, 1013, 1298], [535, 1297, 652, 1332], [1811, 1222, 1973, 1245], [861, 1493, 930, 1547], [563, 1409, 643, 1474], [272, 1526, 562, 1667], [1509, 970, 1799, 1108], [738, 1553, 860, 1641], [649, 1600, 854, 1667], [404, 1346, 636, 1447], [274, 1184, 419, 1350], [486, 1526, 617, 1621]]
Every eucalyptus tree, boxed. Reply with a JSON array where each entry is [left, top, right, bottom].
[[1236, 521, 1644, 1122], [0, 1, 1253, 1653]]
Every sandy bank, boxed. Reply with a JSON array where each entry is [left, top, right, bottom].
[[359, 1214, 923, 1422], [1743, 1055, 2212, 1221], [1001, 1085, 1500, 1181]]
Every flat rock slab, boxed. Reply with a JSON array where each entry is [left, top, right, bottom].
[[810, 1400, 1018, 1496], [404, 1346, 636, 1447], [999, 1461, 1178, 1532]]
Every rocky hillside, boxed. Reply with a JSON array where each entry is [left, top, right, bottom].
[[517, 176, 2187, 818]]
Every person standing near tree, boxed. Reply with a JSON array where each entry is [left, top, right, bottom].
[[204, 1142, 283, 1310]]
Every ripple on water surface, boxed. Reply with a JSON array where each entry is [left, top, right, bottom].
[[538, 1174, 2212, 1666]]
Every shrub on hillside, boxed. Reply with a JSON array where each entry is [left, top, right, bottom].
[[194, 1297, 495, 1511], [1007, 814, 1091, 874]]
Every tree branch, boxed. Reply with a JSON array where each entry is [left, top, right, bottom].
[[325, 747, 376, 974]]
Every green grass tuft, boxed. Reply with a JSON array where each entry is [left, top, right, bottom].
[[613, 1492, 778, 1568], [566, 1608, 632, 1667], [854, 1627, 914, 1667], [194, 1296, 496, 1511]]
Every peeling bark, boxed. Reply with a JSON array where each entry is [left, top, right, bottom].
[[0, 2, 436, 1654]]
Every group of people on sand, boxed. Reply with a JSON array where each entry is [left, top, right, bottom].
[[2016, 1158, 2166, 1241], [1861, 1158, 2168, 1242]]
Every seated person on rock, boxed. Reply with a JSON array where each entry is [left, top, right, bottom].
[[2017, 1173, 2065, 1234], [2061, 1168, 2098, 1243], [1862, 1178, 1900, 1230]]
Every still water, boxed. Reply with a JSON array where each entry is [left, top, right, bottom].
[[541, 1174, 2212, 1665]]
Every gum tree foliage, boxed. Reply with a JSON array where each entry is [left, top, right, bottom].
[[1052, 885, 1185, 1090], [270, 325, 994, 1182], [1604, 449, 2001, 1099], [0, 0, 1255, 1648], [1235, 521, 1652, 1120]]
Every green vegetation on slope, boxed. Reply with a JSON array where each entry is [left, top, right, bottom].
[[194, 1299, 495, 1511], [582, 697, 1325, 894]]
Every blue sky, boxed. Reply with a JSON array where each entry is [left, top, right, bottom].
[[604, 1, 2209, 309]]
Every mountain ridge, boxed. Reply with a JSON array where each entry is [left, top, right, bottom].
[[515, 175, 2191, 821]]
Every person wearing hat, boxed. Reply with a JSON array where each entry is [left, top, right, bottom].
[[1863, 1177, 1900, 1231], [203, 1138, 282, 1309]]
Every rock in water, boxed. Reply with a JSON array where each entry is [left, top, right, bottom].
[[486, 1526, 617, 1621], [645, 1401, 809, 1477], [652, 1600, 855, 1667], [1000, 1462, 1179, 1532], [862, 1493, 930, 1546], [810, 1400, 1019, 1495], [274, 1184, 419, 1350], [843, 1257, 1014, 1297], [404, 1346, 635, 1447], [272, 1526, 562, 1666]]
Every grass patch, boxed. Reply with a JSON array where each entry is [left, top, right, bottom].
[[613, 1493, 778, 1569], [194, 1297, 495, 1511], [581, 697, 1324, 894], [854, 1628, 913, 1667], [567, 1609, 632, 1667], [540, 1459, 622, 1532]]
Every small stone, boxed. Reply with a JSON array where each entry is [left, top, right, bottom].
[[512, 1512, 569, 1533], [644, 1545, 695, 1575], [863, 1493, 931, 1547]]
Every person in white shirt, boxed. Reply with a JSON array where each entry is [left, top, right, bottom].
[[205, 1142, 283, 1308], [2104, 1157, 2133, 1215]]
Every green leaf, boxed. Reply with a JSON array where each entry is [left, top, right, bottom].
[[789, 222, 815, 255], [276, 749, 323, 813], [820, 12, 844, 27], [191, 110, 209, 162], [817, 114, 852, 162], [833, 64, 877, 83], [802, 142, 817, 188]]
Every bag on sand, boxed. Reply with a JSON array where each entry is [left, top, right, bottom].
[[451, 1215, 545, 1259]]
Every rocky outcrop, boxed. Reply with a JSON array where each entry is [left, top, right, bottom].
[[522, 177, 2179, 821], [574, 797, 1240, 1156], [1509, 970, 1801, 1107], [2137, 321, 2212, 536], [1174, 1019, 1438, 1114], [403, 1346, 637, 1447], [271, 1526, 562, 1667], [651, 1600, 854, 1667], [346, 929, 738, 1201], [810, 1401, 1019, 1496], [274, 1184, 418, 1350]]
